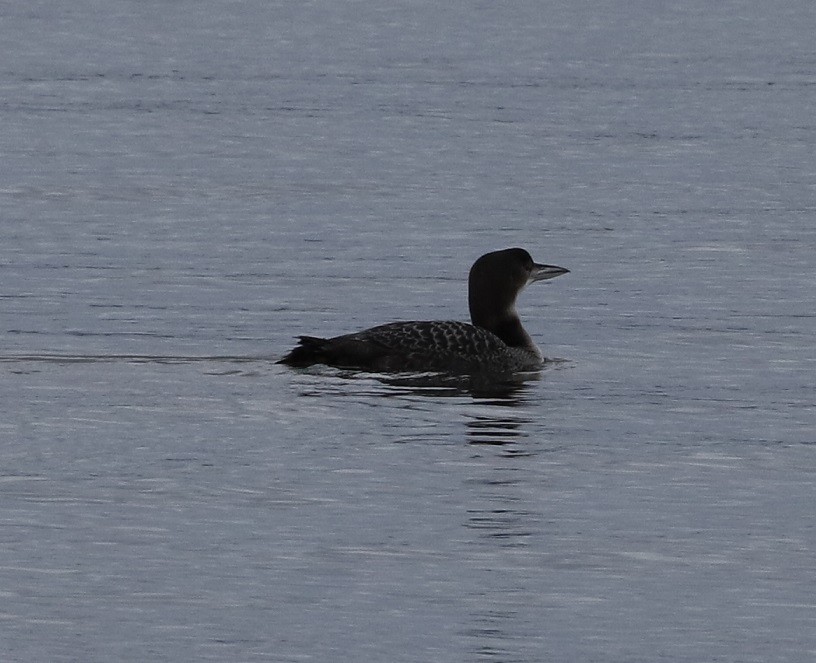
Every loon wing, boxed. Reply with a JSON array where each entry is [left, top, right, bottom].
[[279, 321, 504, 370], [357, 321, 503, 355]]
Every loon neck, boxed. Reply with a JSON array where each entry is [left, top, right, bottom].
[[471, 307, 538, 353]]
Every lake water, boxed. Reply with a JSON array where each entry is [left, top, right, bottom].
[[2, 1, 815, 661]]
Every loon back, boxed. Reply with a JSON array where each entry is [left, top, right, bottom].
[[278, 320, 543, 373]]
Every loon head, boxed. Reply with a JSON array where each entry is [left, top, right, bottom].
[[468, 248, 568, 346]]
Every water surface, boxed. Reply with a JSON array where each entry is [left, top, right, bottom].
[[2, 1, 815, 661]]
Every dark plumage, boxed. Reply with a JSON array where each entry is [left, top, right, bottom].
[[278, 248, 568, 373]]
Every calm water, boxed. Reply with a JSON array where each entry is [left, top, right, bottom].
[[2, 1, 816, 661]]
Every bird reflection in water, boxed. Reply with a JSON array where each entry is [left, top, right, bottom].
[[378, 369, 538, 401], [377, 370, 539, 450]]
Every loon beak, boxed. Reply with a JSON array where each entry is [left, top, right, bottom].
[[530, 263, 569, 283]]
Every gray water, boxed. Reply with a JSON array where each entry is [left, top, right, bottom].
[[2, 1, 816, 661]]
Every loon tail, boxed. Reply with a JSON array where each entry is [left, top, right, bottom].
[[277, 336, 330, 366]]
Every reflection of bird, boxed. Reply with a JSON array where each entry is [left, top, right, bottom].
[[278, 248, 568, 373]]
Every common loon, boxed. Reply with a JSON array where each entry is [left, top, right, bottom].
[[278, 248, 569, 373]]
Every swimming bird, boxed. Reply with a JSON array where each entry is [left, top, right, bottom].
[[278, 248, 568, 373]]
